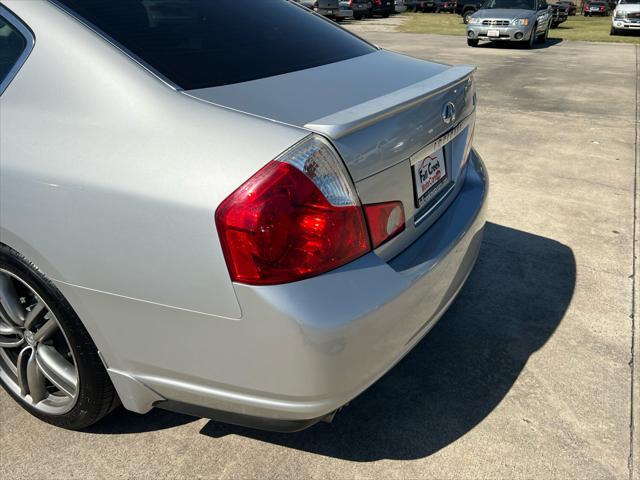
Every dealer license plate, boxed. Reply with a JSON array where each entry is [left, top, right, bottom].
[[412, 148, 449, 208]]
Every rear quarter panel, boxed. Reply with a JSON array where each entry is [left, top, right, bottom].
[[0, 1, 307, 320]]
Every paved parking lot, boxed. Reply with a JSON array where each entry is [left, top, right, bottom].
[[1, 31, 638, 479]]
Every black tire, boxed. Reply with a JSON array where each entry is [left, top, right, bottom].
[[467, 38, 479, 46], [526, 24, 537, 48], [538, 23, 549, 42], [354, 12, 363, 19], [0, 244, 119, 430], [610, 26, 617, 35], [383, 11, 390, 17]]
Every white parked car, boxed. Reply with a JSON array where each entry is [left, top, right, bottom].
[[611, 0, 640, 34]]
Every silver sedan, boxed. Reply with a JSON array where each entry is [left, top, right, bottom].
[[0, 0, 487, 431]]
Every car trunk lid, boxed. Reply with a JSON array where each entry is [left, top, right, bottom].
[[186, 50, 476, 259]]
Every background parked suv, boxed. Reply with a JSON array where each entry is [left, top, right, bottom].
[[371, 0, 395, 16], [455, 0, 484, 22], [550, 2, 569, 25], [555, 0, 577, 14], [347, 0, 373, 18], [436, 0, 458, 12], [317, 0, 354, 19]]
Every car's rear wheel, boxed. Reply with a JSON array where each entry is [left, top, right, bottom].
[[0, 244, 118, 429], [467, 38, 479, 47]]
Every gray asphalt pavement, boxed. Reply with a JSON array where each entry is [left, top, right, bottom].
[[1, 28, 638, 480]]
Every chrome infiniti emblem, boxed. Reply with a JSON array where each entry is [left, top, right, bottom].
[[441, 102, 456, 125]]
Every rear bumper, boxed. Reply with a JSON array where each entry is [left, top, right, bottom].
[[317, 8, 354, 17], [371, 7, 395, 13], [418, 2, 438, 11], [62, 150, 487, 432], [146, 150, 487, 428], [466, 24, 535, 40]]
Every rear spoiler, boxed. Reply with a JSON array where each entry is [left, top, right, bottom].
[[305, 64, 477, 140]]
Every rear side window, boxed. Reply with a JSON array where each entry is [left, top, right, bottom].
[[0, 15, 27, 89], [54, 0, 376, 90]]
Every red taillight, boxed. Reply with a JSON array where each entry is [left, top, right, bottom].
[[364, 202, 405, 248], [216, 137, 371, 285]]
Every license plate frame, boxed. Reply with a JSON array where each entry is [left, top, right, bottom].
[[412, 147, 450, 209]]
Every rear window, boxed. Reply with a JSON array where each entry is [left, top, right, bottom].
[[54, 0, 376, 90]]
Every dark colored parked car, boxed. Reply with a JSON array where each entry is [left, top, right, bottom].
[[555, 0, 577, 14], [371, 0, 395, 15], [346, 0, 373, 18], [550, 2, 569, 25], [436, 0, 458, 12], [455, 0, 484, 21], [421, 0, 457, 12], [584, 1, 609, 14], [404, 0, 419, 10], [416, 0, 435, 10]]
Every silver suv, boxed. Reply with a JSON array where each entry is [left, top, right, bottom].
[[466, 0, 552, 48]]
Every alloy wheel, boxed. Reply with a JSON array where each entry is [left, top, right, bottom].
[[0, 268, 79, 415]]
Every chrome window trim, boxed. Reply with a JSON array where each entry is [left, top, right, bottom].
[[0, 5, 35, 96], [47, 0, 182, 91]]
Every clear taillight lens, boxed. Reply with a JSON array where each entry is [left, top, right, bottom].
[[215, 135, 371, 285]]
